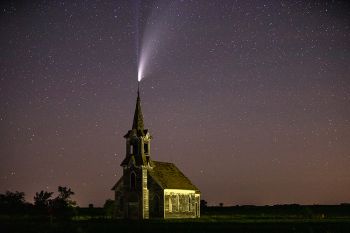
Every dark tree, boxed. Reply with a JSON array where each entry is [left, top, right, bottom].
[[0, 191, 25, 206], [51, 186, 76, 219], [34, 191, 53, 209], [57, 186, 75, 205], [0, 191, 28, 214], [104, 199, 115, 217], [200, 199, 208, 209]]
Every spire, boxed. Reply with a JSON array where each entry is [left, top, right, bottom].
[[132, 82, 144, 131]]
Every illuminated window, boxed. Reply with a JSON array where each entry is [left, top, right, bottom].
[[177, 195, 179, 212], [169, 196, 172, 212]]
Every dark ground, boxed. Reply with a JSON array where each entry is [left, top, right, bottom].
[[2, 205, 350, 233]]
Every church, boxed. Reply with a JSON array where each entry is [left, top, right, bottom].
[[112, 87, 200, 219]]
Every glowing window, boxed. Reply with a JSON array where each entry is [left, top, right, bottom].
[[176, 195, 179, 212], [169, 196, 172, 212]]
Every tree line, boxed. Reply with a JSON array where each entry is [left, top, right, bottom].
[[0, 186, 76, 219]]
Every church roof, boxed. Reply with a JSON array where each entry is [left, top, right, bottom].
[[123, 129, 148, 138], [111, 176, 123, 190], [113, 161, 200, 192], [120, 154, 149, 166], [149, 161, 200, 192]]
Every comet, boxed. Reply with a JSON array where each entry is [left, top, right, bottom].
[[136, 1, 179, 83], [137, 32, 154, 82], [137, 51, 145, 82], [137, 39, 155, 82]]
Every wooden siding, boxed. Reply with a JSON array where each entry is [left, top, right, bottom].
[[147, 173, 164, 218], [142, 167, 149, 219], [163, 189, 200, 219]]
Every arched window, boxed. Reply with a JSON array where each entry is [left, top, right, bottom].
[[131, 144, 138, 155], [130, 172, 136, 190], [130, 144, 134, 154], [144, 143, 149, 154]]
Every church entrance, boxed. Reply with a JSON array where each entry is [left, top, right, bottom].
[[127, 202, 139, 219], [153, 195, 161, 217]]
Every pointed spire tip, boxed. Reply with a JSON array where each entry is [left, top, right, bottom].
[[132, 81, 144, 131]]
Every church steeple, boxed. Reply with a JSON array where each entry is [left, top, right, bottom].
[[132, 83, 144, 131], [121, 82, 152, 167]]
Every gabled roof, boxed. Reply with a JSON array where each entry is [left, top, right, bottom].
[[111, 176, 123, 190], [149, 161, 200, 192], [123, 129, 148, 138], [120, 154, 149, 166]]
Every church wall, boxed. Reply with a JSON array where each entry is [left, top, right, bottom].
[[119, 166, 145, 219], [114, 188, 123, 218], [147, 175, 164, 218], [163, 189, 200, 219], [122, 167, 141, 191], [141, 167, 149, 219], [115, 164, 200, 219]]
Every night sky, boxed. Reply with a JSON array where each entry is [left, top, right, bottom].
[[1, 0, 350, 207]]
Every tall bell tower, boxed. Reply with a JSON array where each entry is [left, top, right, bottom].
[[120, 85, 151, 219], [112, 83, 201, 219]]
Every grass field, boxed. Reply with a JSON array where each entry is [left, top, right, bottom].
[[2, 217, 350, 233], [2, 206, 350, 233]]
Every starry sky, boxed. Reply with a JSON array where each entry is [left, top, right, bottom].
[[1, 0, 350, 207]]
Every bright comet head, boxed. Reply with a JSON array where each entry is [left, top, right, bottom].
[[137, 52, 145, 82], [137, 72, 142, 82]]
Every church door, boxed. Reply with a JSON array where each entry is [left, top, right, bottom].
[[153, 195, 160, 217], [127, 202, 139, 219]]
